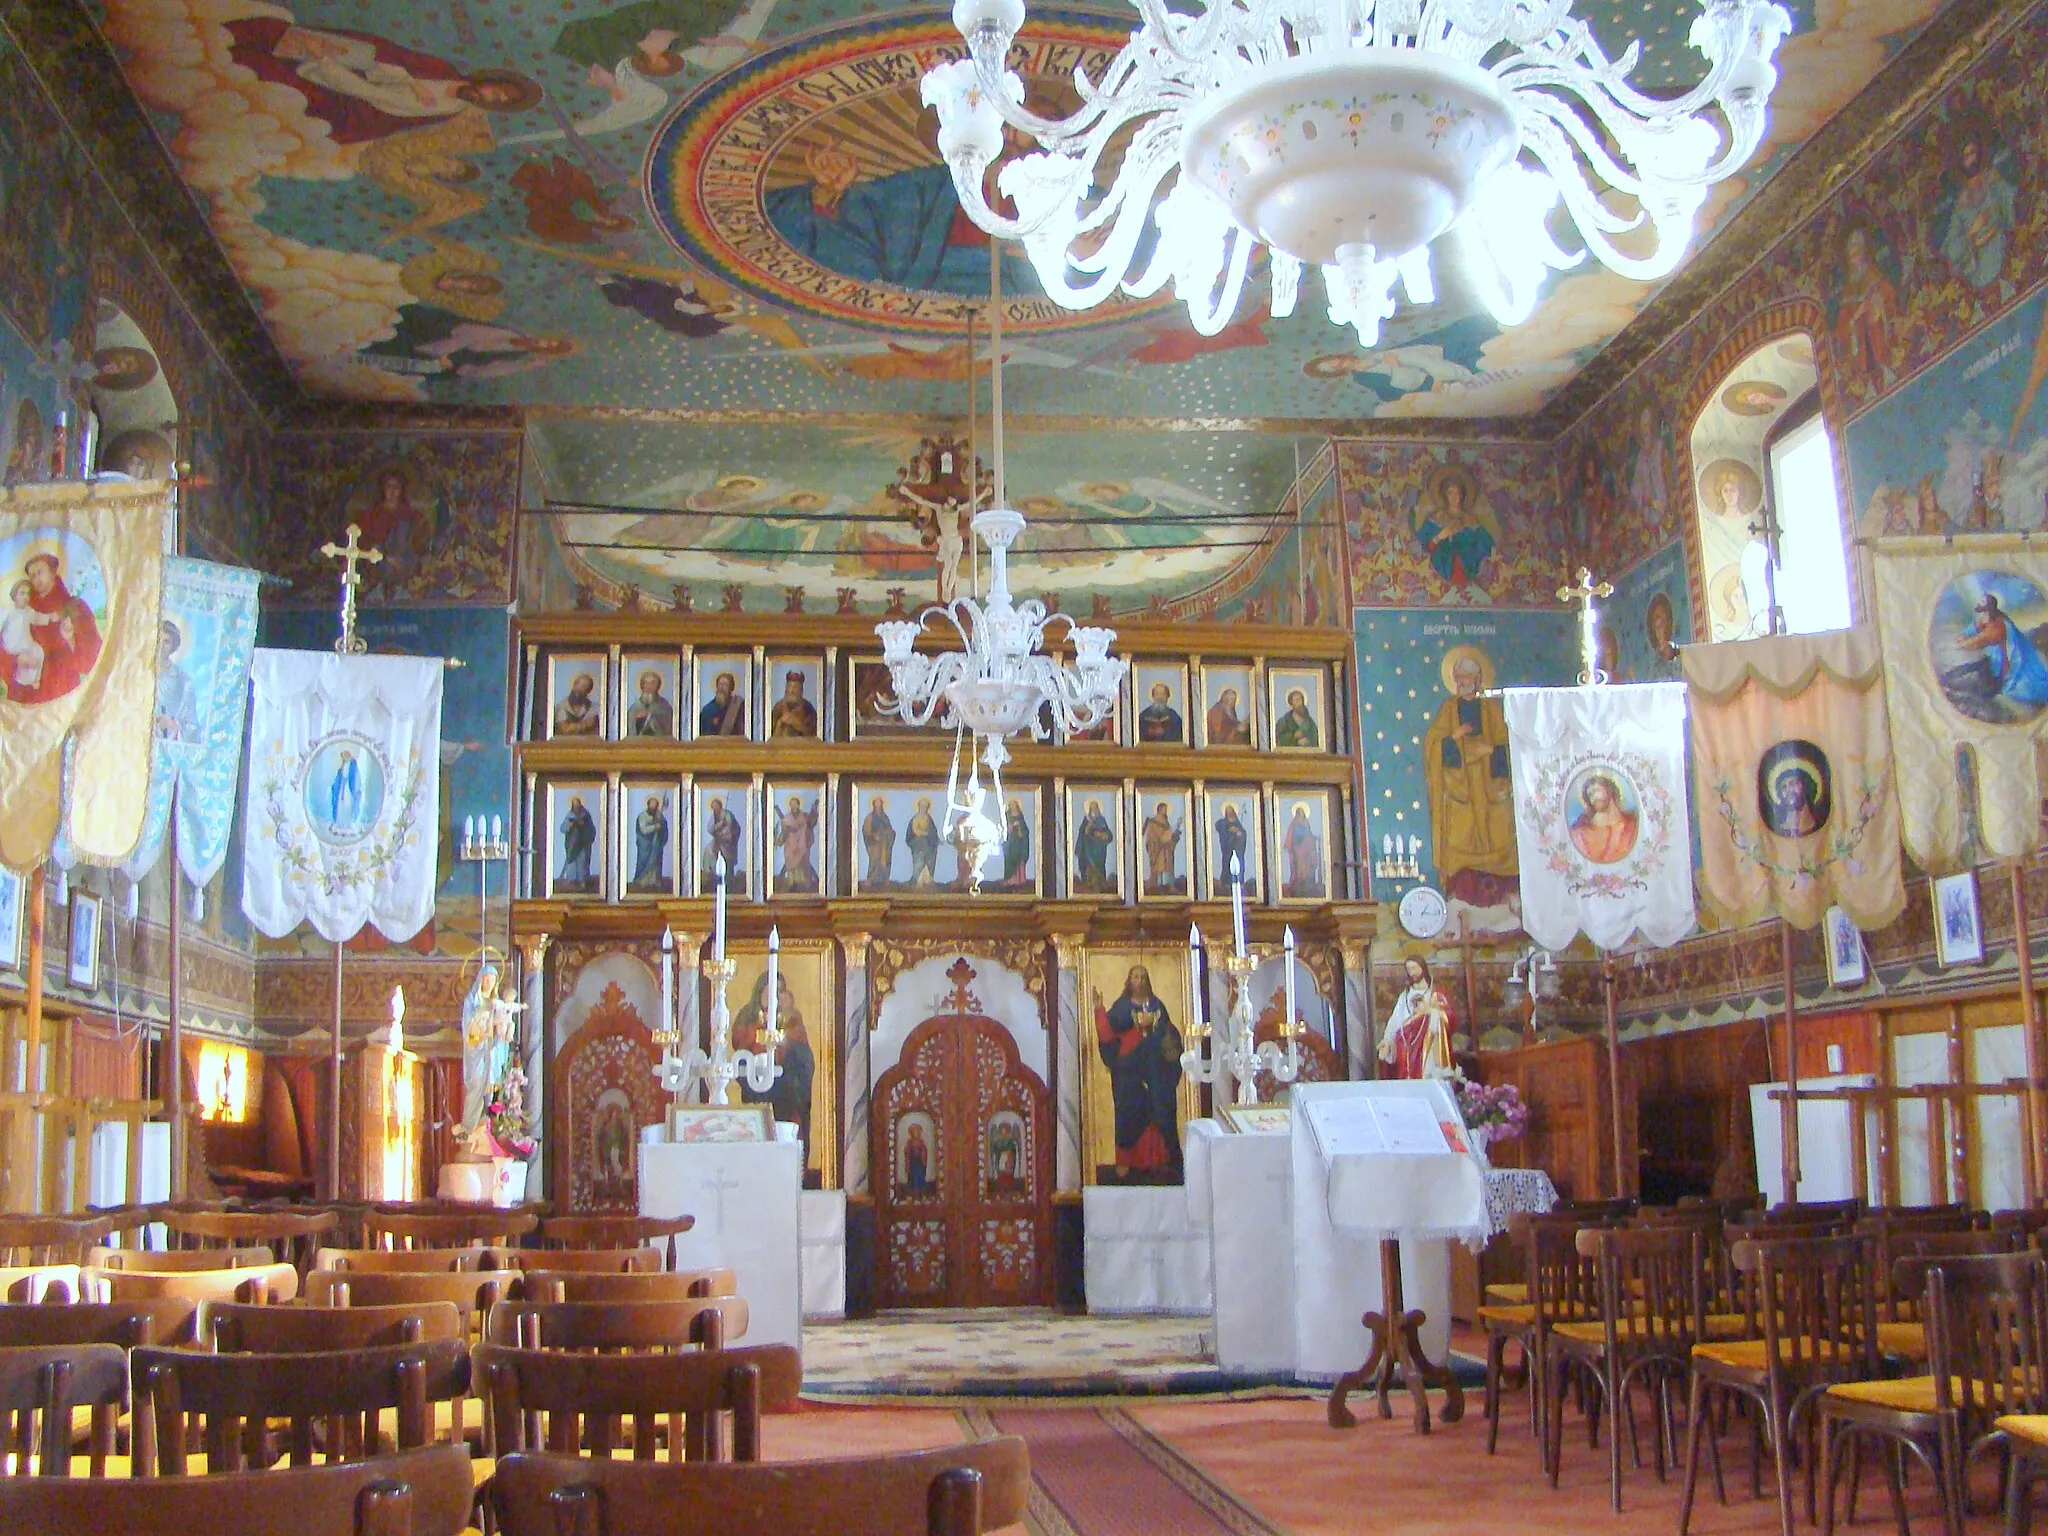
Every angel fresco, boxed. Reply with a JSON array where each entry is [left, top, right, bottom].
[[1412, 463, 1499, 593]]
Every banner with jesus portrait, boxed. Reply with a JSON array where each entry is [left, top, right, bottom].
[[241, 649, 443, 943], [1503, 682, 1695, 952], [1683, 628, 1904, 931], [1872, 537, 2048, 870], [0, 479, 166, 869]]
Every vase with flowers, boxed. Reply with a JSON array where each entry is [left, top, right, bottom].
[[1451, 1075, 1529, 1161]]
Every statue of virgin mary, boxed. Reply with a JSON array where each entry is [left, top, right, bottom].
[[460, 962, 519, 1134]]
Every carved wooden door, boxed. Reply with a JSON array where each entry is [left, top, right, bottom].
[[872, 969, 1052, 1308]]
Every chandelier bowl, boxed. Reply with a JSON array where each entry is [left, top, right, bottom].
[[945, 678, 1046, 739], [1181, 51, 1518, 268]]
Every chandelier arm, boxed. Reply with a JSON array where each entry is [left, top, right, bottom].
[[1519, 125, 1705, 280], [1519, 97, 1720, 245], [1504, 62, 1753, 178]]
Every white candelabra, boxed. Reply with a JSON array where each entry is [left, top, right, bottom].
[[653, 858, 784, 1108], [1179, 858, 1304, 1106], [1374, 834, 1422, 882], [459, 814, 509, 949]]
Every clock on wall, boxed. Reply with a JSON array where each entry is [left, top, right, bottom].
[[1396, 884, 1449, 941]]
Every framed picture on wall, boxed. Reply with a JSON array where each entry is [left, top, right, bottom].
[[984, 784, 1044, 896], [619, 654, 682, 740], [1823, 904, 1867, 989], [545, 782, 608, 899], [1203, 785, 1263, 899], [545, 653, 608, 740], [1270, 788, 1335, 904], [617, 780, 683, 898], [1267, 664, 1330, 752], [1134, 786, 1194, 901], [694, 781, 754, 896], [763, 656, 824, 740], [692, 653, 753, 740], [1065, 784, 1125, 899], [1197, 660, 1258, 749], [0, 865, 23, 974], [1130, 661, 1189, 746], [1932, 872, 1983, 967], [848, 656, 937, 737], [667, 1103, 775, 1144], [765, 780, 828, 897], [67, 889, 101, 990]]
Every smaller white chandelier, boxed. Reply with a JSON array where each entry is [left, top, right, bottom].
[[923, 0, 1791, 347]]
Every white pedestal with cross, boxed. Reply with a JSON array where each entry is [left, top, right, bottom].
[[639, 1139, 804, 1350], [1187, 1119, 1297, 1374]]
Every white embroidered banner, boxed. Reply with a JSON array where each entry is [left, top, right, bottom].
[[241, 649, 443, 943], [1503, 682, 1696, 952]]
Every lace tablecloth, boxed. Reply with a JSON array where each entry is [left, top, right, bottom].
[[1480, 1166, 1559, 1242]]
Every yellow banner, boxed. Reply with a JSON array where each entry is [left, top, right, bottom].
[[0, 480, 167, 868], [1682, 628, 1904, 931], [1872, 537, 2048, 870]]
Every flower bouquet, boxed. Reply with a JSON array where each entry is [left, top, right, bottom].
[[1451, 1076, 1528, 1155]]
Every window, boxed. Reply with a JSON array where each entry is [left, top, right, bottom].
[[1760, 395, 1853, 635]]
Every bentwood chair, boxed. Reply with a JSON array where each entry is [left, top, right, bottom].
[[490, 1438, 1032, 1536], [483, 1298, 745, 1355], [1678, 1233, 1884, 1536], [533, 1215, 694, 1253], [1481, 1211, 1602, 1455], [0, 1343, 128, 1476], [0, 1214, 115, 1268], [480, 1248, 664, 1275], [514, 1269, 737, 1304], [203, 1299, 465, 1353], [365, 1209, 539, 1251], [0, 1442, 475, 1536], [1818, 1253, 2048, 1536]]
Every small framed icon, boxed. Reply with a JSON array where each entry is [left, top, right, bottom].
[[1203, 785, 1263, 899], [1130, 661, 1189, 747], [763, 657, 824, 740], [1197, 661, 1258, 749], [1932, 872, 1983, 967], [1270, 788, 1334, 904], [618, 780, 683, 898], [545, 781, 609, 899], [1823, 904, 1866, 989], [851, 784, 951, 893], [692, 654, 753, 740], [694, 781, 754, 896], [619, 654, 682, 740], [1267, 664, 1330, 753], [545, 653, 608, 741], [1065, 784, 1125, 900], [1133, 785, 1194, 902], [849, 656, 936, 738], [0, 863, 24, 974], [67, 888, 101, 990], [766, 780, 828, 898], [985, 784, 1044, 896]]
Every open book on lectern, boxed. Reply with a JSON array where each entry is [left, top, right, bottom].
[[1300, 1080, 1472, 1165]]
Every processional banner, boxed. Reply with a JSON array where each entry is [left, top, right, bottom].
[[0, 479, 166, 870], [241, 649, 443, 943], [1503, 682, 1695, 952], [1871, 537, 2048, 869], [1682, 628, 1903, 931]]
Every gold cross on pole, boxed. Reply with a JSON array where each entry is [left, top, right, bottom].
[[1558, 566, 1615, 685], [318, 522, 383, 656]]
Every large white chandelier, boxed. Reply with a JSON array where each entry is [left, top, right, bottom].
[[923, 0, 1791, 346], [876, 249, 1128, 888]]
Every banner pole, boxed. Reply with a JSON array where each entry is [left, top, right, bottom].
[[329, 936, 343, 1200], [166, 784, 184, 1199], [1602, 952, 1626, 1199], [2013, 859, 2045, 1207], [1781, 918, 1801, 1208]]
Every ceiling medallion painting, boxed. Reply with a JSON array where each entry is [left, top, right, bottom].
[[647, 13, 1167, 335]]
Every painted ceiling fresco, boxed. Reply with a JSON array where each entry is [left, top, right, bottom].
[[94, 0, 1940, 437]]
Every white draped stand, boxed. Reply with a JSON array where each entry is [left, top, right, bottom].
[[639, 1139, 804, 1349], [1082, 1187, 1212, 1314]]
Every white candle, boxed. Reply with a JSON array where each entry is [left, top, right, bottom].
[[1188, 923, 1206, 1031], [1230, 854, 1246, 957], [714, 855, 728, 961], [660, 927, 674, 1038], [491, 814, 503, 846], [1283, 925, 1297, 1033], [767, 925, 780, 1036]]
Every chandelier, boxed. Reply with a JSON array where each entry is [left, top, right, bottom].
[[923, 0, 1791, 346], [875, 248, 1129, 886]]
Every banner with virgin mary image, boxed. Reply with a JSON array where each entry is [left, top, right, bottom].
[[1682, 628, 1904, 931], [1872, 538, 2048, 869], [241, 649, 443, 943], [0, 479, 166, 869], [1503, 682, 1696, 952]]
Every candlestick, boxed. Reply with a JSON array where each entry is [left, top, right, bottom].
[[491, 814, 503, 845], [1188, 923, 1206, 1034], [767, 925, 780, 1037], [660, 927, 675, 1044], [465, 815, 476, 845], [1283, 925, 1297, 1037], [1230, 854, 1247, 957], [713, 855, 727, 961]]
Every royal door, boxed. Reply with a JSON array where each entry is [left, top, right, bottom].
[[871, 964, 1053, 1308]]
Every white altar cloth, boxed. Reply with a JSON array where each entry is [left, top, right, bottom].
[[640, 1140, 803, 1349], [1201, 1125, 1296, 1372], [800, 1189, 846, 1321], [1083, 1186, 1212, 1314]]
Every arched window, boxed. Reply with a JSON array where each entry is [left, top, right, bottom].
[[1689, 333, 1852, 640]]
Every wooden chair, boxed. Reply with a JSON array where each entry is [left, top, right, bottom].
[[1481, 1211, 1601, 1455], [1737, 1200, 1862, 1232], [1869, 1229, 2022, 1365], [1994, 1210, 2048, 1245], [0, 1442, 475, 1536], [0, 1214, 114, 1267], [131, 1339, 472, 1474], [483, 1298, 746, 1354], [314, 1247, 482, 1274], [1677, 1233, 1884, 1536], [0, 1344, 127, 1476], [480, 1248, 664, 1275], [91, 1263, 299, 1306], [1546, 1224, 1704, 1510], [1998, 1413, 2048, 1536], [1482, 1199, 1636, 1306], [0, 1265, 85, 1302], [365, 1209, 539, 1250], [533, 1215, 694, 1251], [490, 1438, 1031, 1536], [93, 1245, 284, 1272], [160, 1207, 340, 1268], [473, 1342, 801, 1464], [514, 1269, 738, 1304], [305, 1268, 510, 1329], [203, 1300, 465, 1352], [0, 1298, 192, 1349], [1639, 1202, 1747, 1339], [1818, 1252, 2048, 1536]]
